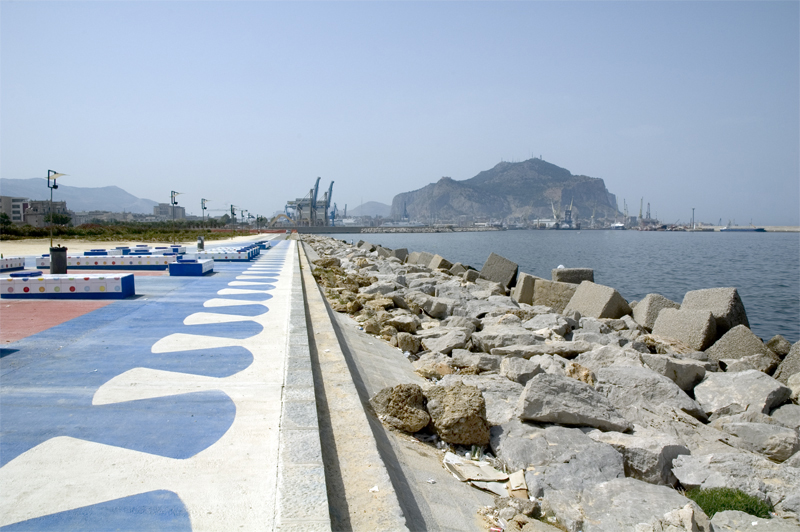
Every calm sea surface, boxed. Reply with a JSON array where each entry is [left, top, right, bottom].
[[325, 230, 800, 343]]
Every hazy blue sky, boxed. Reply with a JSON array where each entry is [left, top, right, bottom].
[[2, 1, 798, 225]]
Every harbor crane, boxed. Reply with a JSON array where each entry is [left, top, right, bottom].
[[285, 177, 335, 226]]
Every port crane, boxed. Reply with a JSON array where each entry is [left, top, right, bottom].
[[285, 177, 335, 226]]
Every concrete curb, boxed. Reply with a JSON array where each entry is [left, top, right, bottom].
[[276, 240, 332, 531], [298, 242, 409, 531]]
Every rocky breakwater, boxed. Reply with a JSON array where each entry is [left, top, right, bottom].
[[303, 235, 800, 532]]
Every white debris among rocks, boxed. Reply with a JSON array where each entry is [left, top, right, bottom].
[[304, 235, 800, 530]]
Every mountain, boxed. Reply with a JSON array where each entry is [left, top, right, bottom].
[[0, 178, 159, 214], [390, 158, 620, 222], [347, 201, 391, 218]]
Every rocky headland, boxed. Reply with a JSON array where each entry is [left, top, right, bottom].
[[302, 234, 800, 532]]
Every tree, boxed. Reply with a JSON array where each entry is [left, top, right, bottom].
[[44, 213, 72, 225], [218, 214, 231, 225], [0, 212, 11, 228]]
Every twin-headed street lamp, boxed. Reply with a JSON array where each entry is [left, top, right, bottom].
[[47, 170, 66, 247]]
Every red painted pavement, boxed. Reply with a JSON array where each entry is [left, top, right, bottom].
[[1, 299, 115, 343]]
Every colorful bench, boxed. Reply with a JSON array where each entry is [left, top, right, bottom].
[[0, 257, 26, 272], [1, 273, 135, 299], [169, 259, 214, 276], [36, 255, 177, 270]]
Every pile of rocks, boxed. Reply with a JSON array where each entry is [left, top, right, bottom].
[[303, 235, 800, 531]]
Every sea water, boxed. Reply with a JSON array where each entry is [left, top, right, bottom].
[[326, 230, 800, 343]]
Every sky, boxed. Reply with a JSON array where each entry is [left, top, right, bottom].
[[1, 1, 798, 225]]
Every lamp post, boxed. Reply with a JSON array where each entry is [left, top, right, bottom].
[[201, 198, 208, 226], [241, 209, 248, 237], [170, 191, 182, 244], [230, 205, 237, 240], [47, 170, 66, 247]]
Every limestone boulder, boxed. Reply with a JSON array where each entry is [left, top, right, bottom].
[[500, 356, 544, 385], [774, 341, 800, 385], [596, 366, 707, 421], [517, 373, 632, 432], [575, 345, 645, 372], [694, 370, 792, 417], [369, 383, 431, 433], [768, 335, 793, 358], [705, 324, 779, 367], [424, 381, 490, 445], [491, 341, 592, 360], [572, 478, 709, 532], [713, 421, 800, 462], [578, 317, 612, 334], [441, 315, 479, 334], [532, 279, 578, 313], [479, 252, 518, 289], [439, 374, 524, 426], [719, 353, 779, 374], [420, 328, 469, 355], [551, 267, 594, 284], [681, 286, 749, 336], [651, 308, 717, 351], [641, 353, 707, 391], [472, 325, 543, 353], [383, 313, 420, 334], [564, 281, 632, 320], [511, 272, 538, 305], [790, 373, 800, 403], [710, 511, 800, 532], [450, 349, 502, 372], [632, 293, 680, 331], [396, 332, 421, 354], [672, 452, 800, 513], [522, 313, 571, 336], [413, 352, 456, 379], [771, 404, 800, 432], [587, 430, 690, 486]]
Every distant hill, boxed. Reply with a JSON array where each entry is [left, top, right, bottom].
[[347, 201, 391, 218], [0, 178, 158, 214], [390, 158, 620, 222]]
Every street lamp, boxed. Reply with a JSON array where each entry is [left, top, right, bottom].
[[230, 205, 237, 239], [170, 191, 182, 244], [201, 198, 209, 226], [241, 209, 248, 237], [47, 170, 66, 247]]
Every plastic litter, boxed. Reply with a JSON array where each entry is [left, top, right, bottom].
[[368, 485, 379, 493], [426, 478, 436, 484]]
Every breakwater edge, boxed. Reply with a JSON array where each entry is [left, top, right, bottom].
[[301, 233, 800, 530]]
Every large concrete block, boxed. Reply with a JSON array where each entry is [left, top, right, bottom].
[[479, 252, 518, 289], [681, 287, 749, 336], [463, 269, 480, 282], [532, 279, 577, 313], [564, 281, 632, 319], [511, 272, 538, 305], [704, 324, 779, 366], [406, 251, 422, 265], [375, 246, 392, 259], [651, 308, 717, 351], [390, 248, 408, 262], [415, 251, 435, 267], [633, 293, 680, 330], [551, 268, 594, 284], [358, 241, 376, 252], [449, 263, 467, 276], [428, 254, 453, 271]]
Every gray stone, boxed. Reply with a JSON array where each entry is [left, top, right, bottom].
[[705, 324, 779, 367], [790, 373, 800, 403], [517, 373, 632, 432], [511, 272, 537, 305], [596, 366, 707, 421], [420, 328, 469, 355], [694, 370, 792, 417], [768, 335, 794, 358], [564, 281, 632, 320], [375, 246, 392, 259], [383, 314, 419, 334], [632, 293, 681, 331], [720, 353, 779, 374], [448, 263, 467, 276], [472, 325, 543, 353], [390, 248, 408, 262], [428, 254, 453, 271], [529, 354, 569, 376], [575, 478, 709, 532], [587, 430, 690, 486], [441, 315, 479, 334], [532, 279, 578, 313], [681, 286, 749, 336], [575, 345, 645, 372], [450, 349, 502, 372], [710, 510, 800, 532], [463, 269, 480, 282], [396, 332, 421, 354], [652, 308, 717, 351], [412, 352, 456, 379], [361, 280, 399, 295], [491, 341, 593, 359], [522, 313, 571, 336], [414, 251, 435, 266], [369, 383, 431, 433], [672, 452, 800, 511], [771, 404, 800, 431], [439, 374, 524, 426], [500, 356, 544, 385], [551, 267, 594, 284], [774, 342, 800, 385], [479, 252, 519, 289], [571, 331, 627, 347], [713, 421, 800, 462], [641, 353, 707, 391], [358, 240, 376, 252], [421, 296, 454, 319], [578, 317, 612, 334], [424, 381, 490, 444]]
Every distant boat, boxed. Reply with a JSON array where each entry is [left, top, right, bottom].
[[610, 223, 626, 230], [720, 224, 765, 232]]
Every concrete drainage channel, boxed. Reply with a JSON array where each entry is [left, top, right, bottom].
[[297, 241, 408, 531]]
